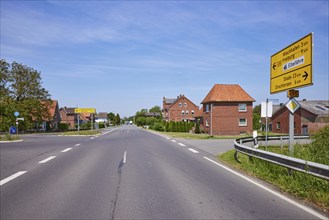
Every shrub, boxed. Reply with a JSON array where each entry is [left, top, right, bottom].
[[98, 123, 105, 129], [59, 123, 69, 131], [153, 122, 164, 131], [309, 125, 329, 165]]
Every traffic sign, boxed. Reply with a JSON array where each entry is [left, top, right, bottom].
[[74, 108, 96, 114], [14, 112, 20, 117], [270, 33, 313, 94], [9, 126, 17, 134], [287, 89, 299, 98], [285, 98, 300, 114]]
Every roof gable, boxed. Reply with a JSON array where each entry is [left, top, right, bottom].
[[170, 95, 198, 108], [201, 84, 255, 104]]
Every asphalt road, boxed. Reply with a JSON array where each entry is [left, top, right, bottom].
[[0, 126, 326, 219]]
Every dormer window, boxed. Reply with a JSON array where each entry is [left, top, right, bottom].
[[179, 103, 182, 107]]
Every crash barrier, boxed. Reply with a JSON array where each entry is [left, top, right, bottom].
[[234, 136, 329, 180]]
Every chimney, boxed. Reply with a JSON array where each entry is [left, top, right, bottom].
[[303, 99, 306, 101]]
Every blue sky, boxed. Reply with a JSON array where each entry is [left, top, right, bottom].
[[1, 1, 328, 117]]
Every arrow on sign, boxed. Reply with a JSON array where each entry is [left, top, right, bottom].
[[303, 71, 308, 80], [272, 63, 277, 70]]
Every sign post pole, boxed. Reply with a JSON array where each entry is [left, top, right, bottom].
[[78, 114, 80, 132], [289, 107, 294, 156]]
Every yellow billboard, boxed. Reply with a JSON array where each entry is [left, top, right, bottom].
[[270, 33, 313, 94], [74, 108, 96, 113]]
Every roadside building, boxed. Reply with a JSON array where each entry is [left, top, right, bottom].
[[34, 100, 61, 131], [162, 95, 199, 122], [95, 112, 108, 123], [59, 107, 76, 129], [200, 84, 255, 135], [271, 100, 329, 135]]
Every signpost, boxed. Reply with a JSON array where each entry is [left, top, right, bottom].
[[270, 33, 313, 155], [270, 33, 313, 94], [74, 108, 96, 131]]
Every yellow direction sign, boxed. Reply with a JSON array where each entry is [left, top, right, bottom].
[[75, 108, 96, 114], [270, 33, 313, 94], [285, 98, 300, 114]]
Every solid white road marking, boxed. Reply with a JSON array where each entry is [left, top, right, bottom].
[[38, 156, 56, 164], [203, 157, 327, 220], [61, 148, 72, 153], [178, 143, 186, 147], [0, 171, 27, 186], [188, 148, 199, 154], [123, 151, 127, 164], [74, 144, 81, 146], [171, 140, 176, 143]]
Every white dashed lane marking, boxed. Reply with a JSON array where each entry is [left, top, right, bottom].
[[38, 156, 56, 164], [178, 143, 186, 147], [188, 148, 199, 154], [74, 143, 81, 146], [0, 171, 27, 186], [61, 148, 72, 153], [171, 140, 176, 143]]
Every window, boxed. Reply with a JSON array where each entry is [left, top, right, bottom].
[[191, 110, 195, 115], [239, 118, 247, 126], [181, 110, 185, 115], [184, 103, 187, 107], [276, 122, 281, 129], [206, 104, 210, 113], [238, 103, 247, 112], [186, 110, 189, 115], [206, 119, 209, 127], [179, 103, 182, 107]]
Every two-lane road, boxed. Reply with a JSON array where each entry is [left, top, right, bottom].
[[0, 126, 326, 219]]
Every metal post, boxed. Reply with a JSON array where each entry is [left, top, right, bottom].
[[289, 109, 294, 156], [265, 98, 268, 149], [16, 117, 18, 135], [91, 114, 93, 130], [210, 103, 213, 136], [78, 114, 80, 132]]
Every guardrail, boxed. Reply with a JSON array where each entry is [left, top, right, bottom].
[[234, 136, 329, 180]]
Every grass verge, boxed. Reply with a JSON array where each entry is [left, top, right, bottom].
[[0, 133, 21, 141], [218, 147, 329, 212], [157, 131, 250, 140], [63, 130, 100, 136]]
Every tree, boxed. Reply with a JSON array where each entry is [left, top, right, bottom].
[[0, 60, 51, 132], [149, 106, 161, 113], [108, 112, 115, 124], [253, 104, 261, 130]]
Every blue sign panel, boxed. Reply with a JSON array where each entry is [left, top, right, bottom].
[[14, 112, 19, 117], [10, 126, 17, 134]]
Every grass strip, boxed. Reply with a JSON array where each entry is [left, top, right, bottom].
[[63, 130, 100, 136], [218, 148, 329, 212]]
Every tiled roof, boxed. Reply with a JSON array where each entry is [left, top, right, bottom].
[[299, 100, 329, 116], [60, 107, 76, 114], [273, 100, 329, 116], [164, 98, 176, 104], [201, 84, 255, 104]]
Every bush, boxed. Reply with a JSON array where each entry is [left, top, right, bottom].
[[59, 123, 69, 131], [152, 122, 164, 131], [309, 125, 329, 165], [98, 123, 105, 129]]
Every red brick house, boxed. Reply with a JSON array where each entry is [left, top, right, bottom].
[[200, 84, 255, 135], [59, 107, 76, 129], [162, 95, 199, 122], [34, 100, 61, 131], [271, 100, 329, 135]]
